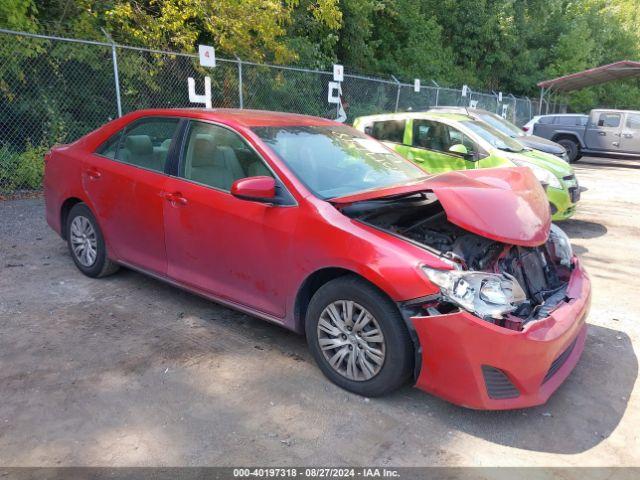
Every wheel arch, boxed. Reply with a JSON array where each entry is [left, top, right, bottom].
[[60, 197, 84, 240], [552, 132, 584, 149], [293, 267, 398, 334]]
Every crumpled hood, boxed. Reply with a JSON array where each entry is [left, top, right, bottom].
[[331, 167, 551, 247]]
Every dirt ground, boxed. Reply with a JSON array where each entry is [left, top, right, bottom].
[[0, 156, 638, 467]]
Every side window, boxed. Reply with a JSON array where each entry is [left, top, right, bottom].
[[114, 118, 180, 172], [449, 128, 476, 153], [370, 120, 406, 143], [578, 116, 589, 126], [538, 116, 554, 125], [96, 132, 122, 159], [597, 113, 621, 128], [180, 121, 273, 191], [413, 120, 473, 154], [556, 116, 578, 126], [626, 114, 640, 130]]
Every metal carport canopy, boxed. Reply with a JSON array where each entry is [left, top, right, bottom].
[[537, 60, 640, 92]]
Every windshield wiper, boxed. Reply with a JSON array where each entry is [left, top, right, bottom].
[[498, 146, 523, 153]]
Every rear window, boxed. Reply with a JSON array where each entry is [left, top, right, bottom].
[[626, 113, 640, 130], [368, 120, 406, 144]]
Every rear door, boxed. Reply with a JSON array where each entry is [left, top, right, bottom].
[[584, 111, 623, 151], [620, 112, 640, 154], [83, 116, 180, 274], [162, 120, 297, 318]]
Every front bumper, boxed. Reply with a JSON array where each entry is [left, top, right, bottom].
[[409, 258, 591, 410], [548, 182, 579, 221]]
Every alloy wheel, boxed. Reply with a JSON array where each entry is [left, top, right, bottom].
[[316, 300, 386, 381], [70, 215, 98, 267]]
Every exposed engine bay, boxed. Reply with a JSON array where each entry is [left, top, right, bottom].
[[341, 193, 573, 330]]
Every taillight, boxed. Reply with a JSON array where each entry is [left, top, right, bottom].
[[522, 126, 529, 132]]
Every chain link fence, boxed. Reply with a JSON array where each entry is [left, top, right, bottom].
[[1, 28, 542, 196]]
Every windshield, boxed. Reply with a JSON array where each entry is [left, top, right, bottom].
[[478, 113, 523, 138], [460, 120, 525, 152], [252, 125, 427, 199]]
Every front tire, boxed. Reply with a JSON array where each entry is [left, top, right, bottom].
[[305, 275, 413, 397], [66, 203, 119, 278], [557, 138, 581, 163]]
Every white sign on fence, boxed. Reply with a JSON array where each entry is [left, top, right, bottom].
[[188, 77, 212, 109], [333, 64, 344, 82], [414, 79, 421, 92], [502, 104, 509, 118], [328, 81, 342, 104], [469, 100, 478, 108], [498, 91, 503, 102], [462, 85, 469, 97], [198, 44, 216, 68]]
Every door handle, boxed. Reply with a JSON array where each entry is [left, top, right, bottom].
[[160, 191, 188, 206], [84, 168, 102, 180], [598, 131, 606, 136]]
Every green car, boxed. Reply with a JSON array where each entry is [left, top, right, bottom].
[[353, 112, 580, 221]]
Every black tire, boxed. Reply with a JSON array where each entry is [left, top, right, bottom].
[[557, 138, 581, 163], [305, 275, 413, 397], [66, 203, 119, 278]]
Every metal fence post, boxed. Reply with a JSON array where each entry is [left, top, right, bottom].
[[101, 29, 122, 117], [431, 80, 439, 106], [235, 56, 244, 109], [391, 75, 401, 112]]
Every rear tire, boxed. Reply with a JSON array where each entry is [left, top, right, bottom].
[[557, 138, 581, 163], [305, 275, 413, 397], [66, 203, 119, 278]]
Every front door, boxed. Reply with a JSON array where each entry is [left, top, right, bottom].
[[584, 112, 623, 151], [83, 116, 180, 274], [406, 119, 476, 172], [162, 120, 297, 318], [620, 112, 640, 154]]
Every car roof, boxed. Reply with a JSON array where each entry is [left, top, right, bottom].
[[124, 108, 340, 128], [356, 111, 472, 122], [591, 109, 640, 115], [428, 106, 494, 116], [540, 113, 588, 117]]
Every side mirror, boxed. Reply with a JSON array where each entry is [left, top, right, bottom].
[[449, 143, 477, 161], [231, 176, 277, 203], [448, 143, 468, 155]]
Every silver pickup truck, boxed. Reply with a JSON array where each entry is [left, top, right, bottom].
[[533, 109, 640, 162]]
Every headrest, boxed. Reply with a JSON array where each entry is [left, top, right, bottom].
[[125, 135, 153, 156], [192, 135, 216, 167]]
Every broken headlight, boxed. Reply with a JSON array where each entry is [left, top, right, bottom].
[[548, 223, 573, 267], [421, 266, 527, 320]]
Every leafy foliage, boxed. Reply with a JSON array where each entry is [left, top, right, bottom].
[[2, 0, 639, 109]]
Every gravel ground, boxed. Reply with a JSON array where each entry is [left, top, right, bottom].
[[0, 156, 638, 467]]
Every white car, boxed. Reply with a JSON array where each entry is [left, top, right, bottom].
[[521, 116, 541, 136]]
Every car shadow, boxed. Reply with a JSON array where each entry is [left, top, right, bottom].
[[561, 218, 608, 239], [382, 324, 637, 455], [579, 157, 640, 170], [114, 268, 634, 456]]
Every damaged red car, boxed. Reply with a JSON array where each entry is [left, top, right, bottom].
[[44, 109, 591, 409]]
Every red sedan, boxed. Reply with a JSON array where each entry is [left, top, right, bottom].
[[44, 108, 590, 409]]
